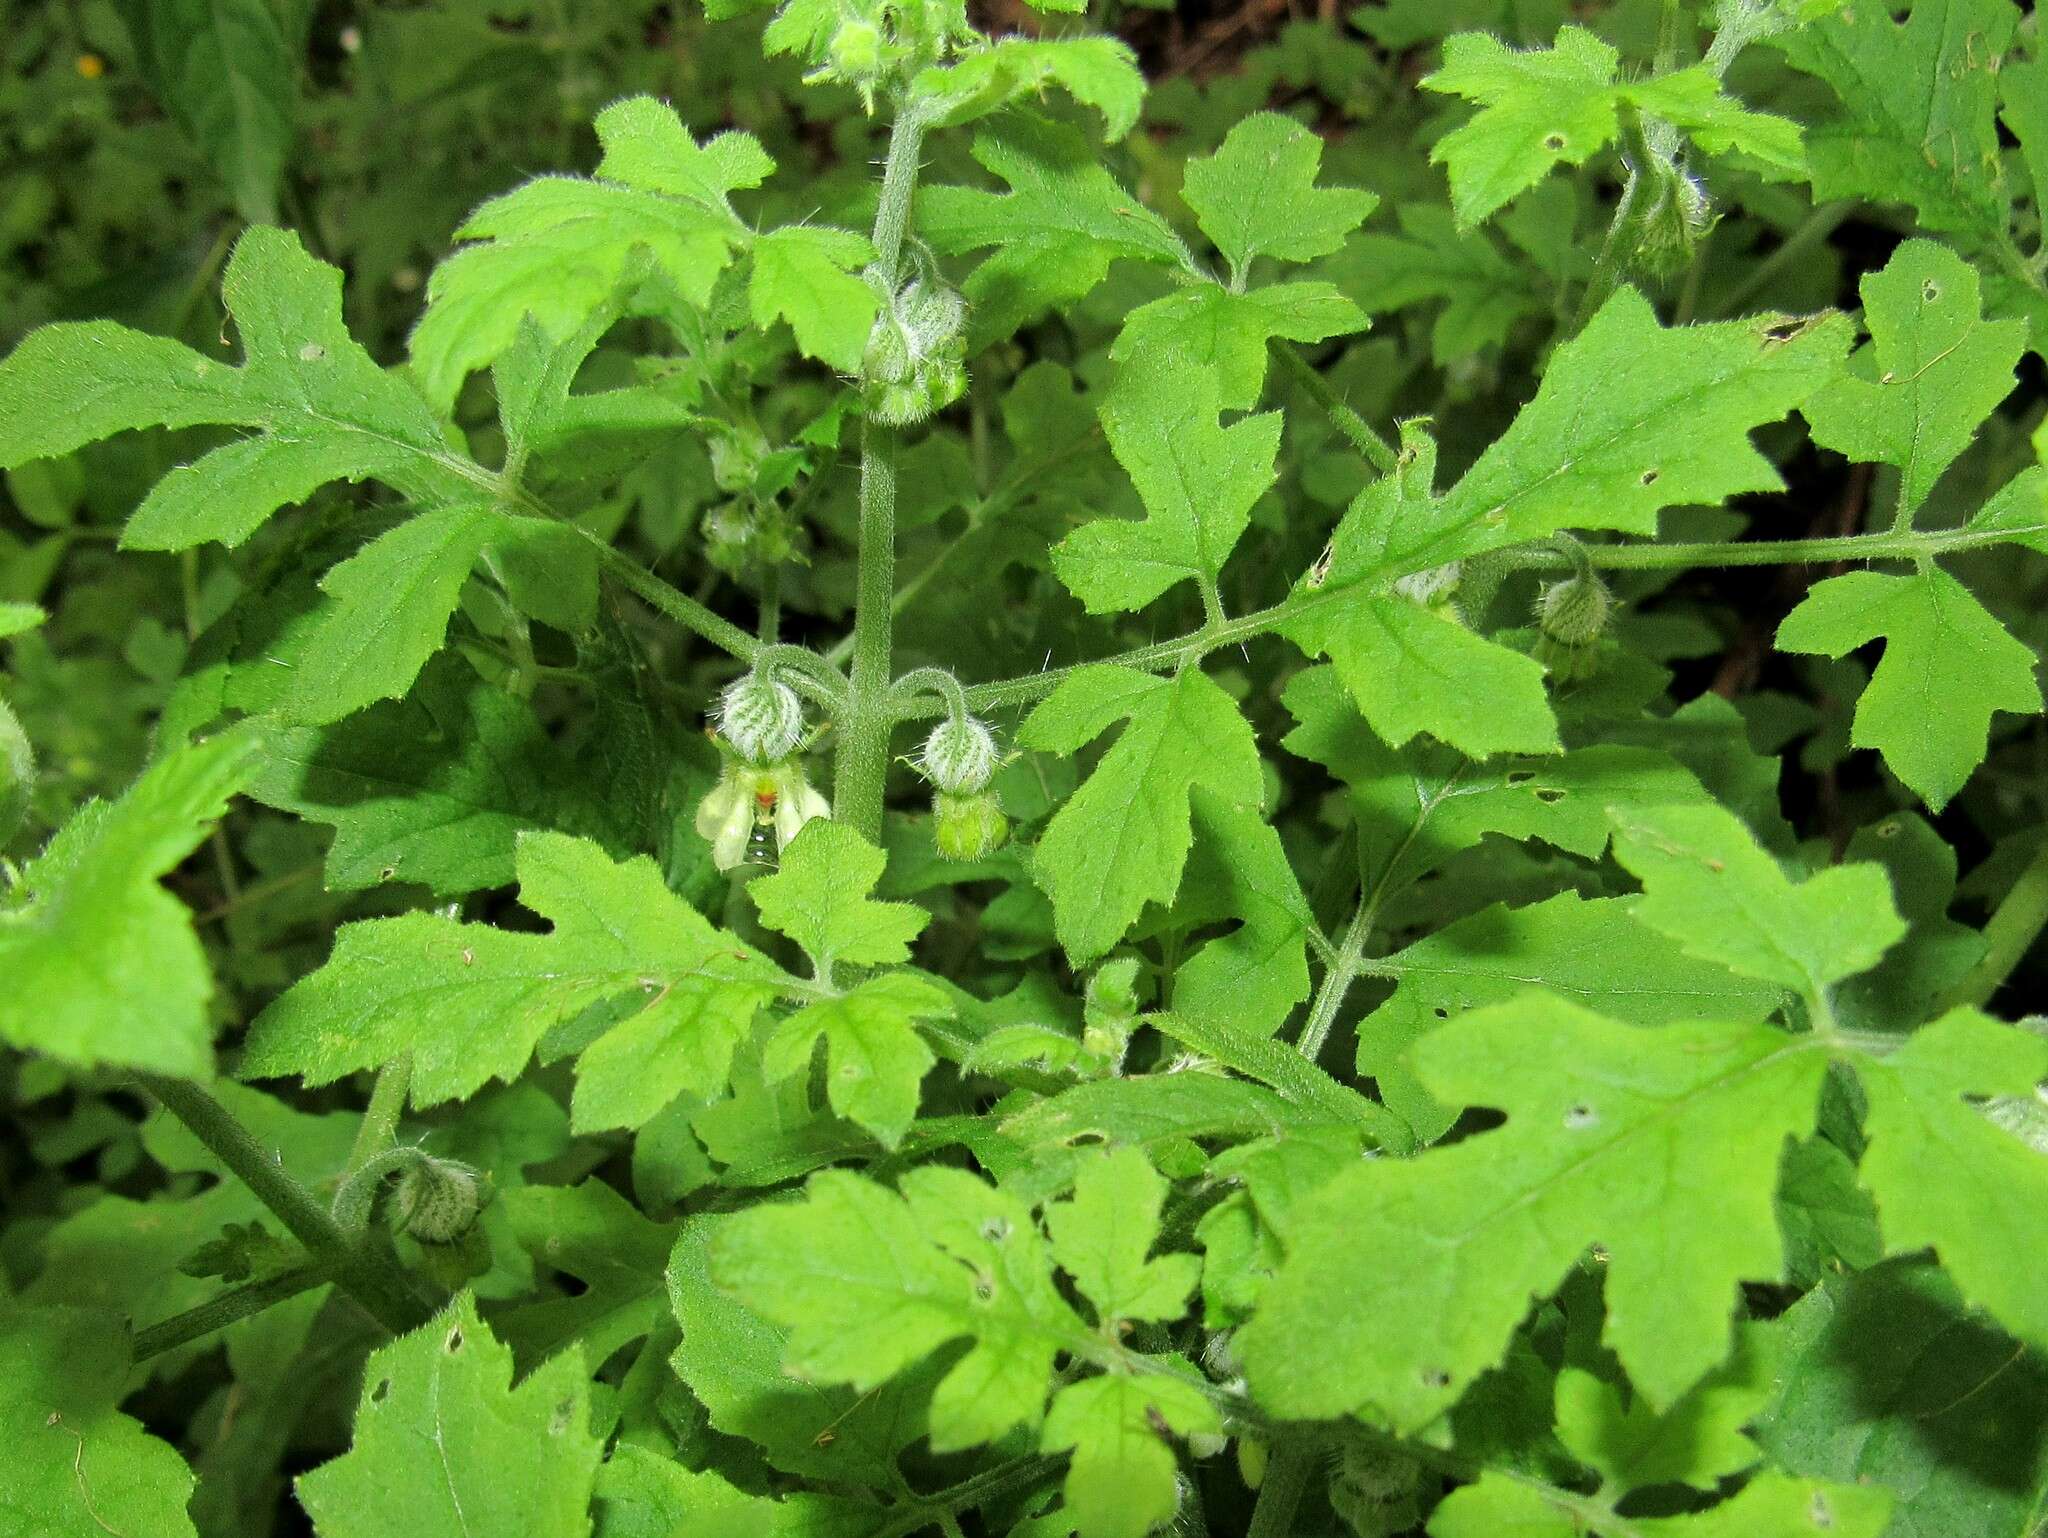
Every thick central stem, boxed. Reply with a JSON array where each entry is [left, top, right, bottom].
[[834, 104, 930, 840]]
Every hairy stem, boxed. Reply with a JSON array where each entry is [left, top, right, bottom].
[[343, 1054, 411, 1184], [140, 1076, 432, 1336], [924, 520, 2048, 720], [1938, 836, 2048, 1013], [1245, 1439, 1319, 1538], [873, 1455, 1065, 1538], [1271, 341, 1398, 473], [1574, 107, 1658, 330], [131, 1264, 330, 1362], [834, 104, 929, 838], [1296, 900, 1376, 1064]]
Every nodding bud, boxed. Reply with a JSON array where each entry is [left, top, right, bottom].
[[715, 672, 806, 765], [392, 1156, 486, 1244], [1535, 571, 1612, 648], [919, 714, 998, 794], [934, 791, 1008, 861]]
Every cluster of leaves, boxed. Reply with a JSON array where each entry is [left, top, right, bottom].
[[3, 1, 2048, 1536]]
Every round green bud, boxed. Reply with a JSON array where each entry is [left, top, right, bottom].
[[934, 791, 1008, 861], [392, 1156, 486, 1244], [827, 16, 883, 77], [919, 714, 998, 794], [1535, 571, 1612, 648], [715, 673, 805, 765]]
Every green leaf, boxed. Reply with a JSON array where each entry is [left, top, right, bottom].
[[242, 831, 786, 1118], [296, 1295, 601, 1538], [410, 97, 768, 410], [28, 1083, 353, 1385], [1776, 567, 2041, 810], [763, 972, 952, 1147], [914, 37, 1147, 141], [1045, 1146, 1201, 1327], [1019, 665, 1264, 965], [1554, 1325, 1772, 1494], [1429, 1471, 1890, 1538], [282, 505, 505, 725], [1279, 429, 1559, 757], [1283, 666, 1717, 892], [1240, 995, 1829, 1426], [0, 1300, 199, 1538], [1052, 367, 1281, 614], [1039, 1372, 1217, 1538], [921, 117, 1187, 344], [1287, 297, 1847, 604], [1422, 29, 1806, 227], [0, 227, 464, 551], [495, 1180, 677, 1367], [1422, 26, 1626, 228], [1419, 292, 1848, 565], [1803, 241, 2027, 518], [1361, 892, 1786, 1142], [748, 225, 879, 373], [710, 1167, 1081, 1450], [752, 819, 930, 976], [1849, 1010, 2048, 1351], [1772, 0, 2018, 244], [1341, 204, 1548, 364], [1111, 281, 1367, 411], [0, 600, 45, 638], [709, 1164, 1213, 1538], [667, 1218, 922, 1487], [250, 659, 627, 896], [1181, 112, 1377, 279], [1757, 1258, 2048, 1538], [1607, 802, 1905, 999], [0, 730, 256, 1077], [1170, 788, 1317, 1039], [122, 0, 297, 222]]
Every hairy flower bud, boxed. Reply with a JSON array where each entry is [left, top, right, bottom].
[[715, 672, 806, 765], [1535, 571, 1612, 648], [919, 714, 998, 794], [934, 790, 1008, 861], [392, 1156, 486, 1244], [862, 275, 968, 425]]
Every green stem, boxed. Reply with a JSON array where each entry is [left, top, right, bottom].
[[583, 534, 762, 662], [1574, 107, 1658, 331], [839, 417, 900, 839], [1938, 836, 2048, 1013], [1245, 1439, 1319, 1538], [1271, 341, 1398, 474], [891, 665, 969, 723], [872, 1456, 1065, 1538], [933, 525, 2048, 720], [834, 103, 930, 839], [1296, 898, 1375, 1064], [131, 1263, 330, 1361], [139, 1076, 432, 1336], [343, 1055, 411, 1184]]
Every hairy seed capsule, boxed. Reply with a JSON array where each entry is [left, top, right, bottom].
[[934, 791, 1008, 861], [715, 673, 806, 765]]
